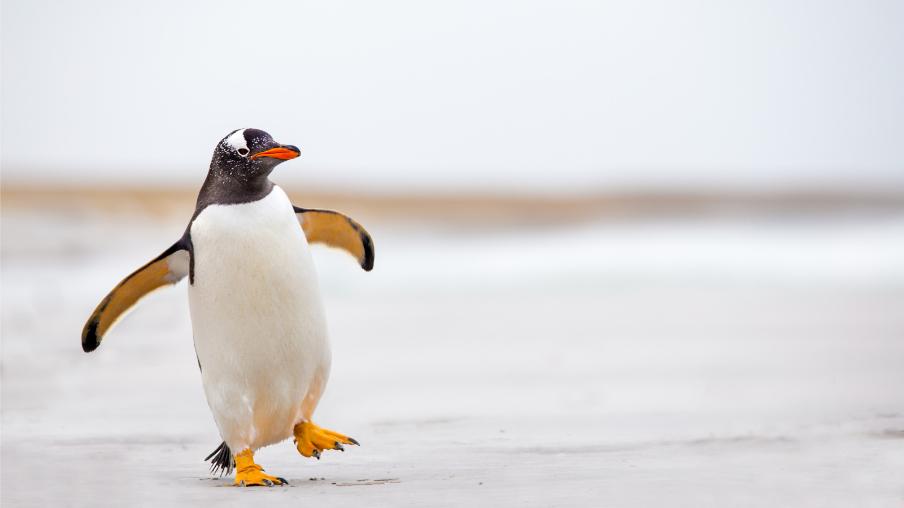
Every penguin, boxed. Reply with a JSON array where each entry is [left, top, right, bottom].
[[81, 128, 374, 487]]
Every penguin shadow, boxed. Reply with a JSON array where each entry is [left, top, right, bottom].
[[198, 477, 402, 488]]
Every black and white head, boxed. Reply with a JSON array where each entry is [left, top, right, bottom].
[[209, 128, 301, 182]]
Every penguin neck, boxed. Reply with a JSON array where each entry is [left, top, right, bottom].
[[195, 170, 275, 214]]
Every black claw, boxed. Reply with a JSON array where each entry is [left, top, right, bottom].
[[263, 479, 273, 486], [277, 477, 289, 485], [335, 442, 345, 451], [313, 450, 321, 460], [348, 438, 360, 446]]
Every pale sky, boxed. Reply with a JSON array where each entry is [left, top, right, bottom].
[[2, 0, 903, 192]]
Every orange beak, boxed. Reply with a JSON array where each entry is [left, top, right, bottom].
[[250, 146, 300, 160]]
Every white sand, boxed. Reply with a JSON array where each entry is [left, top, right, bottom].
[[3, 208, 904, 507]]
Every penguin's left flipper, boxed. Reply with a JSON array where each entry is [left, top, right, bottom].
[[294, 207, 374, 271], [81, 240, 190, 353]]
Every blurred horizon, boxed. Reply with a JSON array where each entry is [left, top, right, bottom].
[[4, 169, 904, 197]]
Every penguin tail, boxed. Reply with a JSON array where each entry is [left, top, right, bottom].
[[204, 441, 234, 477]]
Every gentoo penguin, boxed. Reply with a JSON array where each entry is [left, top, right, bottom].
[[81, 128, 374, 486]]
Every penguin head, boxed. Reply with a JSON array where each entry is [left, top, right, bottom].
[[209, 128, 301, 180]]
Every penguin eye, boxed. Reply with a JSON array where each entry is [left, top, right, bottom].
[[238, 148, 250, 156]]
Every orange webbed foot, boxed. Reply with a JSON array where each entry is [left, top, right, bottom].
[[293, 421, 359, 459], [233, 449, 288, 487]]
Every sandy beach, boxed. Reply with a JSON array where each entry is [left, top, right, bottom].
[[2, 190, 904, 507]]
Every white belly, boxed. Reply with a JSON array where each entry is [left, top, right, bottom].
[[188, 186, 330, 451]]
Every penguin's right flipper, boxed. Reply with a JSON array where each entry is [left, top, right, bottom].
[[81, 240, 190, 353]]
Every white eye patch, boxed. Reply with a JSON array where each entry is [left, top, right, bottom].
[[224, 129, 249, 155]]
